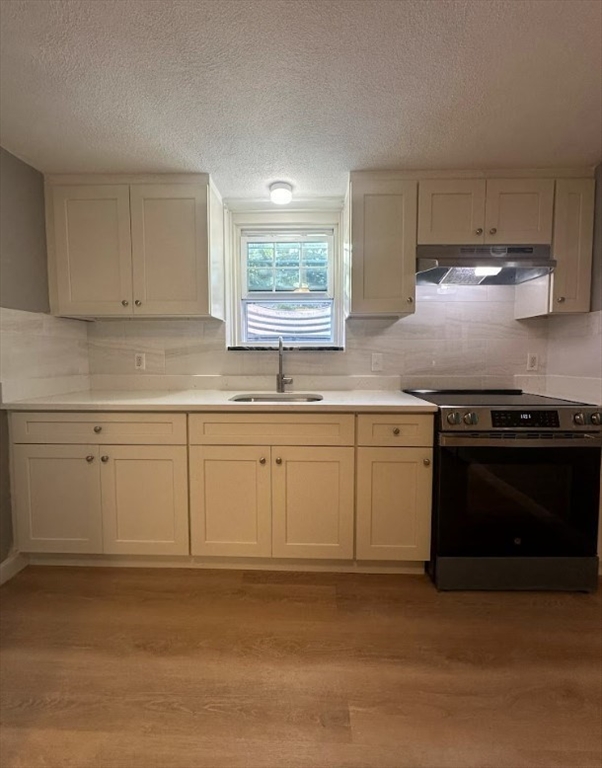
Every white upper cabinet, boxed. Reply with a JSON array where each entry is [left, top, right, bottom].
[[418, 177, 555, 245], [418, 180, 486, 245], [348, 173, 418, 316], [515, 178, 595, 318], [50, 185, 133, 316], [548, 178, 595, 313], [484, 178, 554, 245], [47, 175, 224, 318], [130, 184, 209, 316]]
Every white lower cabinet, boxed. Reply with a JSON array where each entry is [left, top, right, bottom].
[[12, 440, 189, 556], [272, 446, 354, 559], [189, 446, 272, 558], [11, 410, 435, 566], [189, 444, 355, 560], [12, 444, 103, 554], [101, 446, 189, 556], [356, 447, 433, 561]]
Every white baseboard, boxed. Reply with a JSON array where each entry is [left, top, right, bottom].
[[27, 553, 425, 575], [0, 551, 29, 585]]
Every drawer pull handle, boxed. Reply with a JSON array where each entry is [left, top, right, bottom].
[[556, 296, 566, 303], [121, 299, 129, 307], [275, 457, 282, 465], [393, 427, 400, 435], [135, 300, 142, 307], [101, 455, 109, 463], [475, 228, 483, 235], [423, 458, 431, 466], [93, 426, 102, 433], [489, 227, 497, 235], [259, 457, 266, 465], [85, 455, 94, 463]]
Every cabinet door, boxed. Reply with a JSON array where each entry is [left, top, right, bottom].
[[51, 185, 133, 316], [418, 180, 486, 244], [272, 447, 354, 559], [130, 184, 209, 316], [12, 444, 102, 553], [356, 447, 433, 561], [350, 175, 417, 315], [100, 446, 189, 556], [484, 179, 554, 244], [189, 446, 272, 557], [549, 178, 595, 314]]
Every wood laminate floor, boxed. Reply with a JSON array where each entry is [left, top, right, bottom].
[[0, 567, 600, 768]]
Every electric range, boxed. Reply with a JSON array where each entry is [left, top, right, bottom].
[[403, 389, 602, 591]]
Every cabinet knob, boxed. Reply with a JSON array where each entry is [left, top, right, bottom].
[[556, 296, 566, 303], [259, 457, 266, 465], [85, 455, 94, 463], [423, 458, 431, 466], [121, 299, 129, 307], [406, 296, 414, 304], [135, 300, 142, 307], [393, 427, 400, 435], [101, 455, 109, 463], [489, 227, 497, 235], [275, 457, 282, 465], [475, 228, 483, 235], [93, 426, 102, 433]]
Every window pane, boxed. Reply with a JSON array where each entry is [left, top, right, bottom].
[[302, 243, 328, 267], [275, 243, 301, 267], [247, 243, 274, 265], [302, 267, 328, 291], [275, 268, 301, 292], [248, 267, 274, 292], [244, 301, 333, 343]]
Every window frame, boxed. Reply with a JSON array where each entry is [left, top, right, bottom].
[[226, 210, 345, 349]]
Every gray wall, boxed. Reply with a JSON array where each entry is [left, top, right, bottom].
[[0, 147, 49, 312], [0, 147, 48, 562], [591, 163, 601, 312]]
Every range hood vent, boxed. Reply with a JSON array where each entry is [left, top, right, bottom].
[[416, 245, 555, 286]]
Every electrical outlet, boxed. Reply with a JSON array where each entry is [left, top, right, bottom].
[[526, 352, 539, 372], [134, 352, 146, 371], [371, 353, 383, 372]]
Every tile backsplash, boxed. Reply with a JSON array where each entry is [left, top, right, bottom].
[[4, 287, 599, 401], [87, 285, 549, 390], [0, 307, 89, 401]]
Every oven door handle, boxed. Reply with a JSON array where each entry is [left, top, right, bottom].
[[438, 434, 602, 448]]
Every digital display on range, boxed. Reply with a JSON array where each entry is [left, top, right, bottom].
[[491, 410, 559, 428]]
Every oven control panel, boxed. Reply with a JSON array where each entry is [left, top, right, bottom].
[[491, 410, 559, 428], [440, 407, 602, 431]]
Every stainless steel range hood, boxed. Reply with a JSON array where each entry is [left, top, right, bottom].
[[416, 245, 556, 286]]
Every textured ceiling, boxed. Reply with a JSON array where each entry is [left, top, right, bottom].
[[0, 0, 600, 200]]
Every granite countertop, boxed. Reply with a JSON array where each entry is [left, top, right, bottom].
[[0, 389, 437, 413]]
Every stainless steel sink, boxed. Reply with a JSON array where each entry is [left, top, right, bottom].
[[229, 393, 324, 403]]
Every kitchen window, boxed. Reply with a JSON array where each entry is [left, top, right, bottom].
[[228, 214, 344, 348]]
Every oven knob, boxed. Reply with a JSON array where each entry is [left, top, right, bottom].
[[446, 412, 461, 425], [590, 412, 602, 426], [463, 411, 479, 425], [573, 412, 586, 426]]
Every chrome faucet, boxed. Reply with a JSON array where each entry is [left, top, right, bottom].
[[276, 336, 293, 393]]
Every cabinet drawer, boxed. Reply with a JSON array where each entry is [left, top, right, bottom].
[[189, 413, 355, 446], [11, 412, 187, 445], [357, 414, 433, 447]]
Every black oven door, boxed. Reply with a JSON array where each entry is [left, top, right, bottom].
[[434, 436, 601, 558]]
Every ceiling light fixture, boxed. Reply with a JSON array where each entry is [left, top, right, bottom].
[[269, 182, 293, 205]]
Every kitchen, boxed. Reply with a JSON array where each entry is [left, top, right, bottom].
[[0, 1, 601, 767]]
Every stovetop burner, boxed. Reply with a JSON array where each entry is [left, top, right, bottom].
[[404, 388, 588, 407]]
